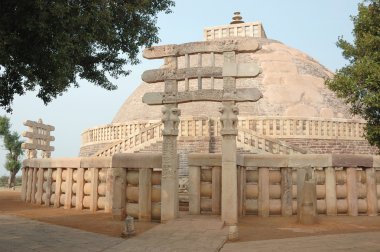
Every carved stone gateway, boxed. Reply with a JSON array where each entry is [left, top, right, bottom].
[[142, 39, 263, 224], [21, 119, 55, 159]]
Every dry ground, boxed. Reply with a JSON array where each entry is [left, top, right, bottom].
[[0, 190, 157, 237], [1, 190, 380, 242]]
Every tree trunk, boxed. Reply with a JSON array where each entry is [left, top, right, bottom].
[[8, 170, 16, 188]]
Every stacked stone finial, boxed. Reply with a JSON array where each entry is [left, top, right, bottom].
[[230, 11, 244, 24]]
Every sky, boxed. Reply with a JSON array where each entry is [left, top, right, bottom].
[[0, 0, 361, 176]]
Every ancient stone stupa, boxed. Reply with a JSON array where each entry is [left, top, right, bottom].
[[79, 13, 378, 177]]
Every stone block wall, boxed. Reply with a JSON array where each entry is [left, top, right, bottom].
[[79, 142, 113, 157], [283, 139, 379, 155]]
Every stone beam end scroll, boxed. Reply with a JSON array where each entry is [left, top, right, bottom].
[[143, 38, 260, 59]]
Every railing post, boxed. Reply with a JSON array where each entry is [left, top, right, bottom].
[[325, 167, 337, 215], [281, 167, 293, 216], [189, 166, 201, 214], [64, 168, 73, 209], [45, 168, 52, 206], [111, 168, 127, 220], [76, 168, 84, 210], [26, 168, 33, 202], [54, 168, 62, 208], [36, 167, 44, 205], [258, 167, 269, 217], [212, 166, 222, 215], [139, 168, 152, 221], [366, 167, 378, 216], [90, 168, 99, 212], [346, 167, 358, 216], [21, 167, 28, 201], [31, 168, 38, 204]]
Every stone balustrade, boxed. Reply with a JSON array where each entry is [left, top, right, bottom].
[[21, 153, 162, 221], [236, 127, 306, 154], [82, 116, 366, 148], [189, 153, 380, 217], [238, 116, 366, 140], [81, 121, 159, 146], [85, 116, 367, 158]]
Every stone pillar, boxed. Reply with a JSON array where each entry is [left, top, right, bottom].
[[111, 168, 127, 220], [258, 167, 269, 217], [76, 168, 84, 210], [219, 101, 239, 226], [21, 167, 28, 201], [281, 167, 293, 216], [139, 168, 152, 221], [45, 168, 52, 206], [212, 166, 222, 215], [161, 100, 180, 223], [189, 166, 201, 214], [36, 168, 44, 205], [90, 168, 99, 212], [346, 167, 358, 216], [366, 167, 378, 216], [325, 167, 337, 215]]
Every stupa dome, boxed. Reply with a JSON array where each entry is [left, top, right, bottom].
[[112, 36, 348, 123]]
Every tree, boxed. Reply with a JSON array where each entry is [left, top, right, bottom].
[[326, 0, 380, 150], [0, 116, 23, 187], [0, 0, 174, 112]]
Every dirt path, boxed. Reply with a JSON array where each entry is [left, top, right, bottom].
[[2, 190, 380, 242], [0, 190, 157, 238]]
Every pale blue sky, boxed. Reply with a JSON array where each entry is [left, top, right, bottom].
[[0, 0, 360, 176]]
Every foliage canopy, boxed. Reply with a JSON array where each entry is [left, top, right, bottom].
[[327, 0, 380, 149], [0, 0, 174, 112], [0, 116, 23, 187]]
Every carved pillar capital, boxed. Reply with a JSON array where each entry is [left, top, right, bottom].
[[26, 149, 37, 159], [161, 105, 181, 136], [219, 102, 239, 136]]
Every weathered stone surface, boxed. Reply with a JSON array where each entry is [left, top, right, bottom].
[[222, 62, 261, 77], [111, 153, 162, 168], [142, 67, 222, 83], [142, 88, 262, 105], [242, 154, 288, 167], [325, 167, 337, 216], [33, 158, 81, 169], [143, 39, 260, 59], [298, 180, 318, 225], [289, 154, 332, 168], [80, 157, 111, 168], [373, 156, 380, 168], [346, 167, 358, 216], [332, 154, 373, 168], [188, 153, 222, 167]]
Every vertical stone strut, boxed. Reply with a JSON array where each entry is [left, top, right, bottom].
[[161, 59, 181, 222], [220, 51, 239, 241]]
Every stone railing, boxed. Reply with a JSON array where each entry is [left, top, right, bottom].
[[94, 122, 163, 157], [189, 153, 380, 216], [238, 116, 366, 140], [21, 153, 162, 221], [88, 116, 366, 157], [81, 121, 159, 146], [82, 116, 366, 149], [236, 127, 306, 154], [94, 117, 211, 157]]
